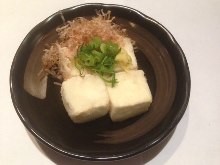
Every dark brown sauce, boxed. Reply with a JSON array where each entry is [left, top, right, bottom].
[[23, 17, 176, 146]]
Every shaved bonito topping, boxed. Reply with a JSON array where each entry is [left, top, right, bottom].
[[42, 10, 127, 80]]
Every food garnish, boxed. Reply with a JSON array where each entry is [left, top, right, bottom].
[[74, 37, 120, 87], [42, 10, 126, 81]]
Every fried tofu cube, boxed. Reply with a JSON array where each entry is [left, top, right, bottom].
[[61, 74, 110, 123], [115, 37, 138, 71], [122, 37, 138, 69], [107, 70, 152, 122]]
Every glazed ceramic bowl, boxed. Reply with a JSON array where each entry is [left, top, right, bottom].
[[10, 3, 190, 161]]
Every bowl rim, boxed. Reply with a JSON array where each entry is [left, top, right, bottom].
[[10, 3, 191, 161]]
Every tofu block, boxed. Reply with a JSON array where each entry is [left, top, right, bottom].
[[107, 70, 152, 122], [61, 74, 110, 123], [115, 37, 138, 71], [123, 37, 138, 69], [57, 46, 89, 79]]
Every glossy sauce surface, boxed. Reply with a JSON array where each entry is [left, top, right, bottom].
[[23, 17, 176, 150]]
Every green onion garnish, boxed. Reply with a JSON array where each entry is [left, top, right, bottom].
[[74, 37, 121, 87]]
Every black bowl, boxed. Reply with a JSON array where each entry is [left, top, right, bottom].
[[10, 3, 190, 161]]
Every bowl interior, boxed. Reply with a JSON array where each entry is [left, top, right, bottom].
[[10, 4, 190, 160]]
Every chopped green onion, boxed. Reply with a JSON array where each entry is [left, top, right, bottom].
[[74, 37, 120, 87]]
